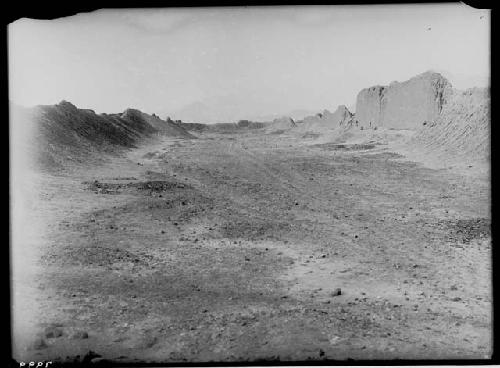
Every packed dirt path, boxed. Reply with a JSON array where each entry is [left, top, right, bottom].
[[13, 130, 491, 363]]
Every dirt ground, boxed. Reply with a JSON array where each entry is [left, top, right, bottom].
[[12, 129, 491, 363]]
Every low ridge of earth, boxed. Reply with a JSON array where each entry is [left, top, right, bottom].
[[13, 130, 491, 363]]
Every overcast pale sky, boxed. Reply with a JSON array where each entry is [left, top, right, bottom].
[[9, 4, 490, 123]]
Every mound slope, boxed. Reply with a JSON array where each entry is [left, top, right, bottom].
[[121, 109, 194, 138], [409, 87, 490, 165], [11, 100, 194, 171]]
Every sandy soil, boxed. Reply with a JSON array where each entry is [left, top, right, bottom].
[[12, 130, 491, 363]]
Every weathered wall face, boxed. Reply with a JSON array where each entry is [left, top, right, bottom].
[[323, 105, 354, 126], [355, 86, 386, 127], [355, 72, 452, 129]]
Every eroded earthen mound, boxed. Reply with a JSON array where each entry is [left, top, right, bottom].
[[297, 105, 354, 133], [11, 100, 194, 172], [410, 87, 490, 163]]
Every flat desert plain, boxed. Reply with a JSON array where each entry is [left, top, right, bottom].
[[12, 129, 491, 363]]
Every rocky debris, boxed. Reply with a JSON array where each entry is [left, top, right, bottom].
[[84, 179, 190, 195], [355, 71, 452, 129], [71, 330, 89, 339], [311, 143, 377, 151], [437, 218, 490, 244], [54, 245, 155, 268], [136, 180, 189, 192]]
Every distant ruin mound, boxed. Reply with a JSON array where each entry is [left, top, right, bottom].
[[297, 105, 354, 132], [174, 119, 267, 133], [294, 70, 489, 169], [11, 101, 194, 172], [267, 116, 296, 132], [355, 71, 452, 129]]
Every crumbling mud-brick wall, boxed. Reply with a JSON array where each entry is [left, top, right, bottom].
[[355, 71, 452, 129]]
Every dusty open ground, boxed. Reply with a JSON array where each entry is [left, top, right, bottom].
[[12, 129, 491, 363]]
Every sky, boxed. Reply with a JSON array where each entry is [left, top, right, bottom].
[[9, 4, 490, 123]]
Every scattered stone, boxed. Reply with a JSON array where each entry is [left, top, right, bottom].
[[71, 331, 89, 339], [331, 288, 342, 296], [45, 326, 64, 338]]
